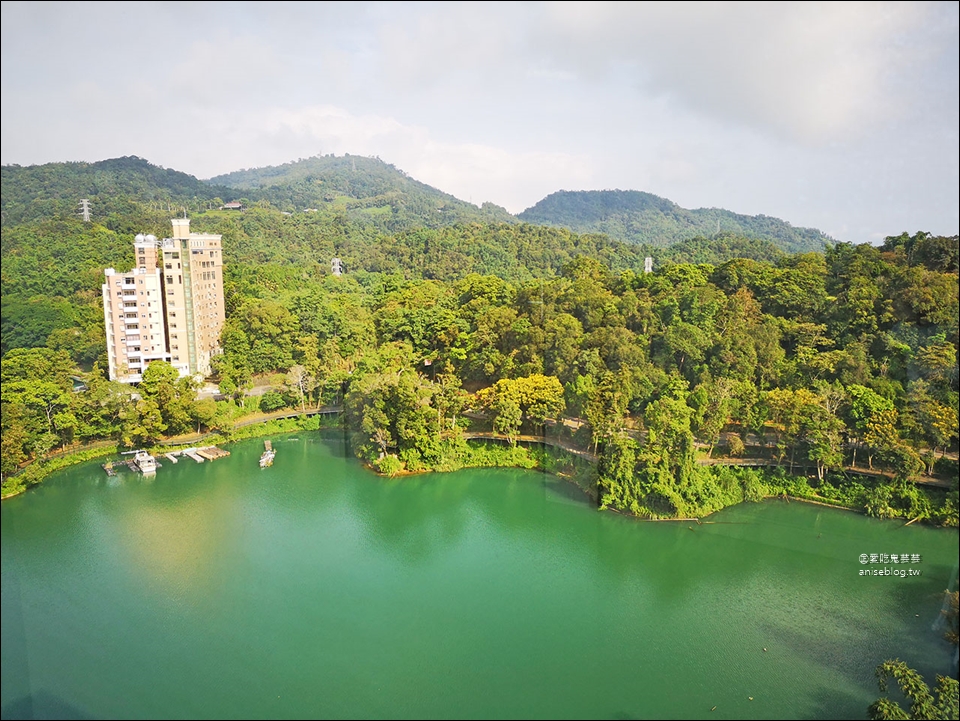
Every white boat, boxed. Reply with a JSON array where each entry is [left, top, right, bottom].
[[260, 440, 275, 468], [133, 450, 158, 474]]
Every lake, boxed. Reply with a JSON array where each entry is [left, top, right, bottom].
[[2, 432, 957, 719]]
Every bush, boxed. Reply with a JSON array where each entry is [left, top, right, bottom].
[[259, 391, 287, 412], [375, 455, 404, 476]]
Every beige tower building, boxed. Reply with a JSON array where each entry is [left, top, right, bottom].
[[159, 218, 225, 379], [102, 219, 225, 383], [102, 262, 170, 384]]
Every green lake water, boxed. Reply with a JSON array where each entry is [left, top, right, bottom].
[[2, 432, 957, 719]]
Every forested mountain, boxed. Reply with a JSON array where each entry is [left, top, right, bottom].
[[3, 154, 833, 253], [519, 189, 833, 253], [207, 154, 516, 230], [0, 156, 234, 226]]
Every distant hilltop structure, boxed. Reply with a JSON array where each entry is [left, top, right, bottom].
[[102, 219, 225, 383], [331, 257, 344, 277]]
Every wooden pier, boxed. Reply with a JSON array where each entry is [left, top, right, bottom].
[[196, 446, 230, 461], [102, 445, 230, 474]]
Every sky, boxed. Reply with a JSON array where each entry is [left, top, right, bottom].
[[1, 1, 957, 245]]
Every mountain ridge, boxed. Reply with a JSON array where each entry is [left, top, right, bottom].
[[519, 189, 832, 253], [4, 154, 832, 252]]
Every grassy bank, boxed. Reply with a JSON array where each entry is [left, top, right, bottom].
[[1, 444, 120, 499]]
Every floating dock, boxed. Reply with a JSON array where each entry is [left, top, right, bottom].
[[105, 446, 230, 474], [196, 446, 230, 461], [166, 445, 230, 464]]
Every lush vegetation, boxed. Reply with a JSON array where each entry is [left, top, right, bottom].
[[0, 156, 234, 226], [519, 189, 833, 252], [1, 157, 957, 526], [208, 154, 516, 231], [868, 659, 959, 720]]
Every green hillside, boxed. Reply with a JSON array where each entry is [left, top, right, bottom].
[[0, 156, 233, 226], [207, 154, 516, 230], [518, 189, 833, 253]]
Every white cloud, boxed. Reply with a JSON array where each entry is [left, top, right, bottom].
[[536, 1, 932, 143], [1, 1, 956, 243], [177, 104, 592, 212]]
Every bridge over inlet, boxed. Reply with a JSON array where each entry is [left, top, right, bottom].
[[461, 432, 599, 461]]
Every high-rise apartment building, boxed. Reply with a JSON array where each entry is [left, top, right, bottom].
[[102, 263, 170, 384], [102, 218, 225, 383], [160, 218, 225, 378]]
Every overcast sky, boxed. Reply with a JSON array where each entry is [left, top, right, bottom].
[[2, 1, 957, 244]]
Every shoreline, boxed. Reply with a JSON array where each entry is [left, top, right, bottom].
[[1, 414, 333, 501], [2, 423, 950, 530]]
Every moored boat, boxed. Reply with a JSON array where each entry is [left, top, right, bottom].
[[260, 440, 275, 468], [132, 450, 157, 474]]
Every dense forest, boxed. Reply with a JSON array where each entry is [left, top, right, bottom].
[[208, 154, 516, 231], [519, 189, 833, 252], [1, 158, 957, 527]]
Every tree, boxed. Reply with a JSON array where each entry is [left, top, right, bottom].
[[259, 391, 286, 413], [584, 369, 631, 453], [139, 361, 197, 435], [943, 590, 959, 650], [287, 365, 314, 413], [191, 398, 218, 433], [641, 377, 696, 489], [849, 384, 896, 468], [598, 431, 639, 512], [690, 377, 735, 457], [478, 379, 523, 441], [477, 374, 565, 441], [867, 659, 959, 720]]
